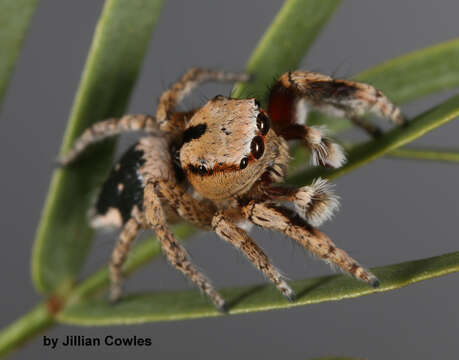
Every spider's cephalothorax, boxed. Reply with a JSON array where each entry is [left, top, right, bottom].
[[180, 96, 289, 201], [60, 68, 404, 311]]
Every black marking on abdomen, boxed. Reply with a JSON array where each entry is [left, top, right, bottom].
[[95, 144, 146, 223]]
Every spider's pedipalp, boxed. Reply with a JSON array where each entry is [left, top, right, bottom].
[[293, 177, 340, 227], [144, 182, 226, 311], [261, 178, 339, 227], [277, 124, 346, 168], [212, 212, 295, 302], [157, 67, 250, 133], [242, 201, 379, 288], [305, 126, 346, 168], [59, 114, 158, 166]]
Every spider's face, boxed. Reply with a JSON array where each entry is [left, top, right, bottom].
[[180, 96, 283, 201]]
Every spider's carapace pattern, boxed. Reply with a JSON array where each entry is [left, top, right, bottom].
[[60, 68, 404, 311]]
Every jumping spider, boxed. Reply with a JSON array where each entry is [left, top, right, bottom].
[[60, 68, 404, 312]]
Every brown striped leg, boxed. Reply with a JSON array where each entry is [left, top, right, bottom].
[[157, 68, 250, 133], [241, 201, 380, 287], [109, 218, 141, 302], [155, 180, 215, 230], [59, 114, 158, 165], [268, 71, 405, 138], [262, 178, 339, 227], [212, 212, 295, 302], [143, 182, 226, 311]]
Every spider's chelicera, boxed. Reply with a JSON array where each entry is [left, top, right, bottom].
[[60, 68, 404, 312]]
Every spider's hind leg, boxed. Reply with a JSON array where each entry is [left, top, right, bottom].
[[109, 218, 141, 302]]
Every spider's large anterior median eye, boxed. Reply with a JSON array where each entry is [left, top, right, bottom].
[[240, 157, 249, 169], [256, 112, 270, 135], [198, 164, 207, 175], [251, 136, 265, 159]]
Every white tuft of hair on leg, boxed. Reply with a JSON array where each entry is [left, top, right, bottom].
[[324, 141, 347, 168], [306, 126, 328, 167], [305, 126, 346, 168], [294, 177, 340, 227], [306, 125, 327, 145]]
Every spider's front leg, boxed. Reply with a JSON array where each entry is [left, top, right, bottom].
[[267, 71, 405, 162], [143, 181, 227, 311], [212, 211, 295, 302], [59, 114, 158, 166], [241, 201, 380, 288]]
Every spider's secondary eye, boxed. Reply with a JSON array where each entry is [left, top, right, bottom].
[[198, 164, 207, 175], [251, 136, 265, 159], [240, 157, 249, 169], [256, 112, 270, 135]]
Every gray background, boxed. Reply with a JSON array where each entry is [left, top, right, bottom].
[[1, 1, 458, 359]]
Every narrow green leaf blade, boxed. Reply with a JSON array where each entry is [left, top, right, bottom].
[[32, 0, 164, 294], [356, 37, 459, 105], [58, 251, 459, 325], [0, 0, 38, 108], [289, 94, 459, 185], [387, 146, 459, 163], [0, 303, 53, 357], [232, 0, 341, 100]]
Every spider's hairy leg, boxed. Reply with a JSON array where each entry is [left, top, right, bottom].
[[212, 212, 295, 302], [262, 178, 339, 227], [278, 123, 346, 168], [143, 182, 226, 311], [109, 218, 141, 302], [268, 71, 405, 138], [242, 201, 380, 288], [157, 67, 250, 133], [59, 114, 157, 166]]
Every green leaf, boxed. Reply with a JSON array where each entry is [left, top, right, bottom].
[[387, 146, 459, 163], [58, 251, 459, 325], [0, 0, 38, 108], [31, 0, 164, 294], [288, 94, 459, 185], [232, 0, 342, 101], [309, 37, 459, 133], [356, 37, 459, 104], [0, 303, 53, 358]]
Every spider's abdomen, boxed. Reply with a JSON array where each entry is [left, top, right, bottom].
[[90, 136, 176, 229], [91, 144, 146, 228]]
